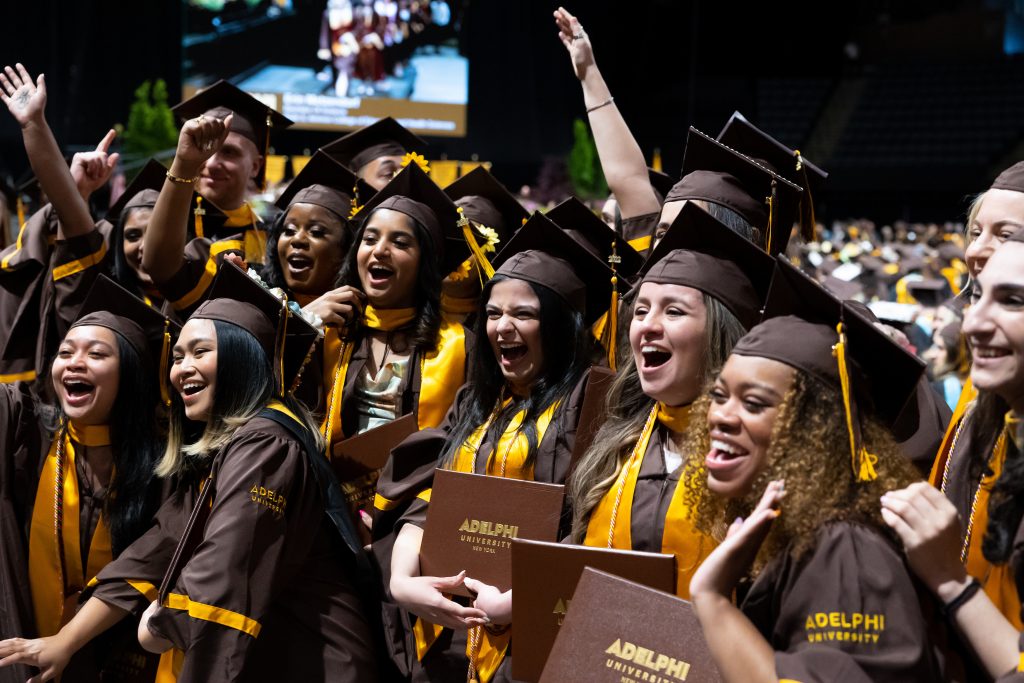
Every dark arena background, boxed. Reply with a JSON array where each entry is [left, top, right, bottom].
[[2, 0, 1024, 224]]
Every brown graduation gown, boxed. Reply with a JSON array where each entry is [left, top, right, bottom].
[[620, 211, 658, 257], [144, 415, 378, 682], [742, 521, 944, 682], [383, 370, 591, 683], [0, 383, 159, 683], [0, 206, 111, 398]]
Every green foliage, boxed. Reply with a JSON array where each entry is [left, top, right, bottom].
[[120, 80, 178, 160], [566, 118, 607, 199]]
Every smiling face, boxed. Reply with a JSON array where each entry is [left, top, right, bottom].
[[705, 354, 795, 498], [198, 131, 262, 210], [122, 207, 153, 286], [276, 202, 347, 296], [356, 208, 421, 309], [630, 282, 707, 406], [965, 189, 1024, 278], [964, 241, 1024, 412], [52, 325, 121, 425], [170, 318, 219, 423], [486, 278, 544, 396]]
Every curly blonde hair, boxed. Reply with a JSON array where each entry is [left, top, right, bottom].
[[680, 371, 918, 571]]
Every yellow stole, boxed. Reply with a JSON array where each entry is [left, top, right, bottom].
[[413, 399, 561, 683], [928, 377, 977, 486], [583, 403, 715, 598], [28, 422, 113, 637], [195, 197, 265, 263], [321, 307, 466, 450]]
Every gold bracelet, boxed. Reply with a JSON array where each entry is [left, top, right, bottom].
[[165, 169, 200, 185]]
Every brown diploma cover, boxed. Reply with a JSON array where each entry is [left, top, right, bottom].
[[511, 539, 676, 682], [540, 568, 721, 683], [420, 470, 564, 596]]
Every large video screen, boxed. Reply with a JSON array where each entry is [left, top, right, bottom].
[[183, 0, 468, 136]]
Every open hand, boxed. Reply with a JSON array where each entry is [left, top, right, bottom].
[[0, 63, 46, 128], [881, 481, 967, 599], [71, 129, 120, 200], [553, 7, 595, 81], [689, 480, 785, 598], [391, 570, 489, 630], [0, 634, 72, 682], [173, 113, 232, 179]]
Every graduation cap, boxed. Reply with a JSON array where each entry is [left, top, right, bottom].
[[717, 111, 827, 242], [647, 167, 675, 203], [71, 275, 181, 404], [444, 165, 528, 244], [104, 159, 168, 224], [172, 80, 293, 190], [546, 197, 644, 281], [990, 160, 1024, 193], [191, 262, 319, 396], [906, 278, 952, 308], [823, 275, 865, 302], [321, 116, 428, 174], [667, 127, 803, 256], [274, 150, 373, 222], [355, 163, 479, 276], [735, 257, 925, 480], [490, 211, 615, 327], [636, 202, 775, 329]]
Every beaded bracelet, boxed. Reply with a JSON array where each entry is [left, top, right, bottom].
[[165, 169, 200, 185]]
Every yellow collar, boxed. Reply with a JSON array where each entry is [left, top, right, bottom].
[[67, 422, 111, 447], [364, 306, 416, 331], [656, 403, 691, 434]]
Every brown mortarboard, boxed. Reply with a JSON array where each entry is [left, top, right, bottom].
[[444, 166, 528, 243], [717, 111, 827, 242], [647, 167, 675, 203], [72, 275, 181, 402], [104, 159, 167, 224], [191, 262, 319, 396], [990, 161, 1024, 194], [823, 275, 865, 302], [321, 116, 428, 173], [355, 163, 472, 275], [635, 202, 775, 329], [546, 197, 644, 281], [172, 80, 293, 190], [274, 150, 373, 222], [740, 256, 924, 437], [667, 127, 804, 256], [906, 278, 953, 308], [490, 212, 614, 326]]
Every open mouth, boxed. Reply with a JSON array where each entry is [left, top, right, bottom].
[[706, 438, 750, 474], [367, 263, 394, 284], [498, 343, 528, 363], [641, 345, 672, 369], [287, 254, 313, 270], [974, 346, 1010, 360], [62, 379, 95, 402], [181, 381, 208, 401]]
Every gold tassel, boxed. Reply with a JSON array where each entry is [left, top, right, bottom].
[[261, 113, 271, 193], [794, 150, 817, 243], [275, 298, 289, 397], [159, 320, 172, 407], [349, 181, 362, 218], [16, 196, 26, 230], [764, 181, 776, 254], [457, 208, 495, 279], [833, 322, 877, 482], [601, 240, 622, 371], [193, 196, 205, 239]]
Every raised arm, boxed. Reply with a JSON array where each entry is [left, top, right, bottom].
[[142, 114, 230, 283], [0, 64, 101, 240], [553, 8, 661, 219]]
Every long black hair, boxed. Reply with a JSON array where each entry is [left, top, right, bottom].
[[336, 206, 443, 351], [439, 274, 593, 469], [102, 333, 165, 555], [257, 205, 354, 293]]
